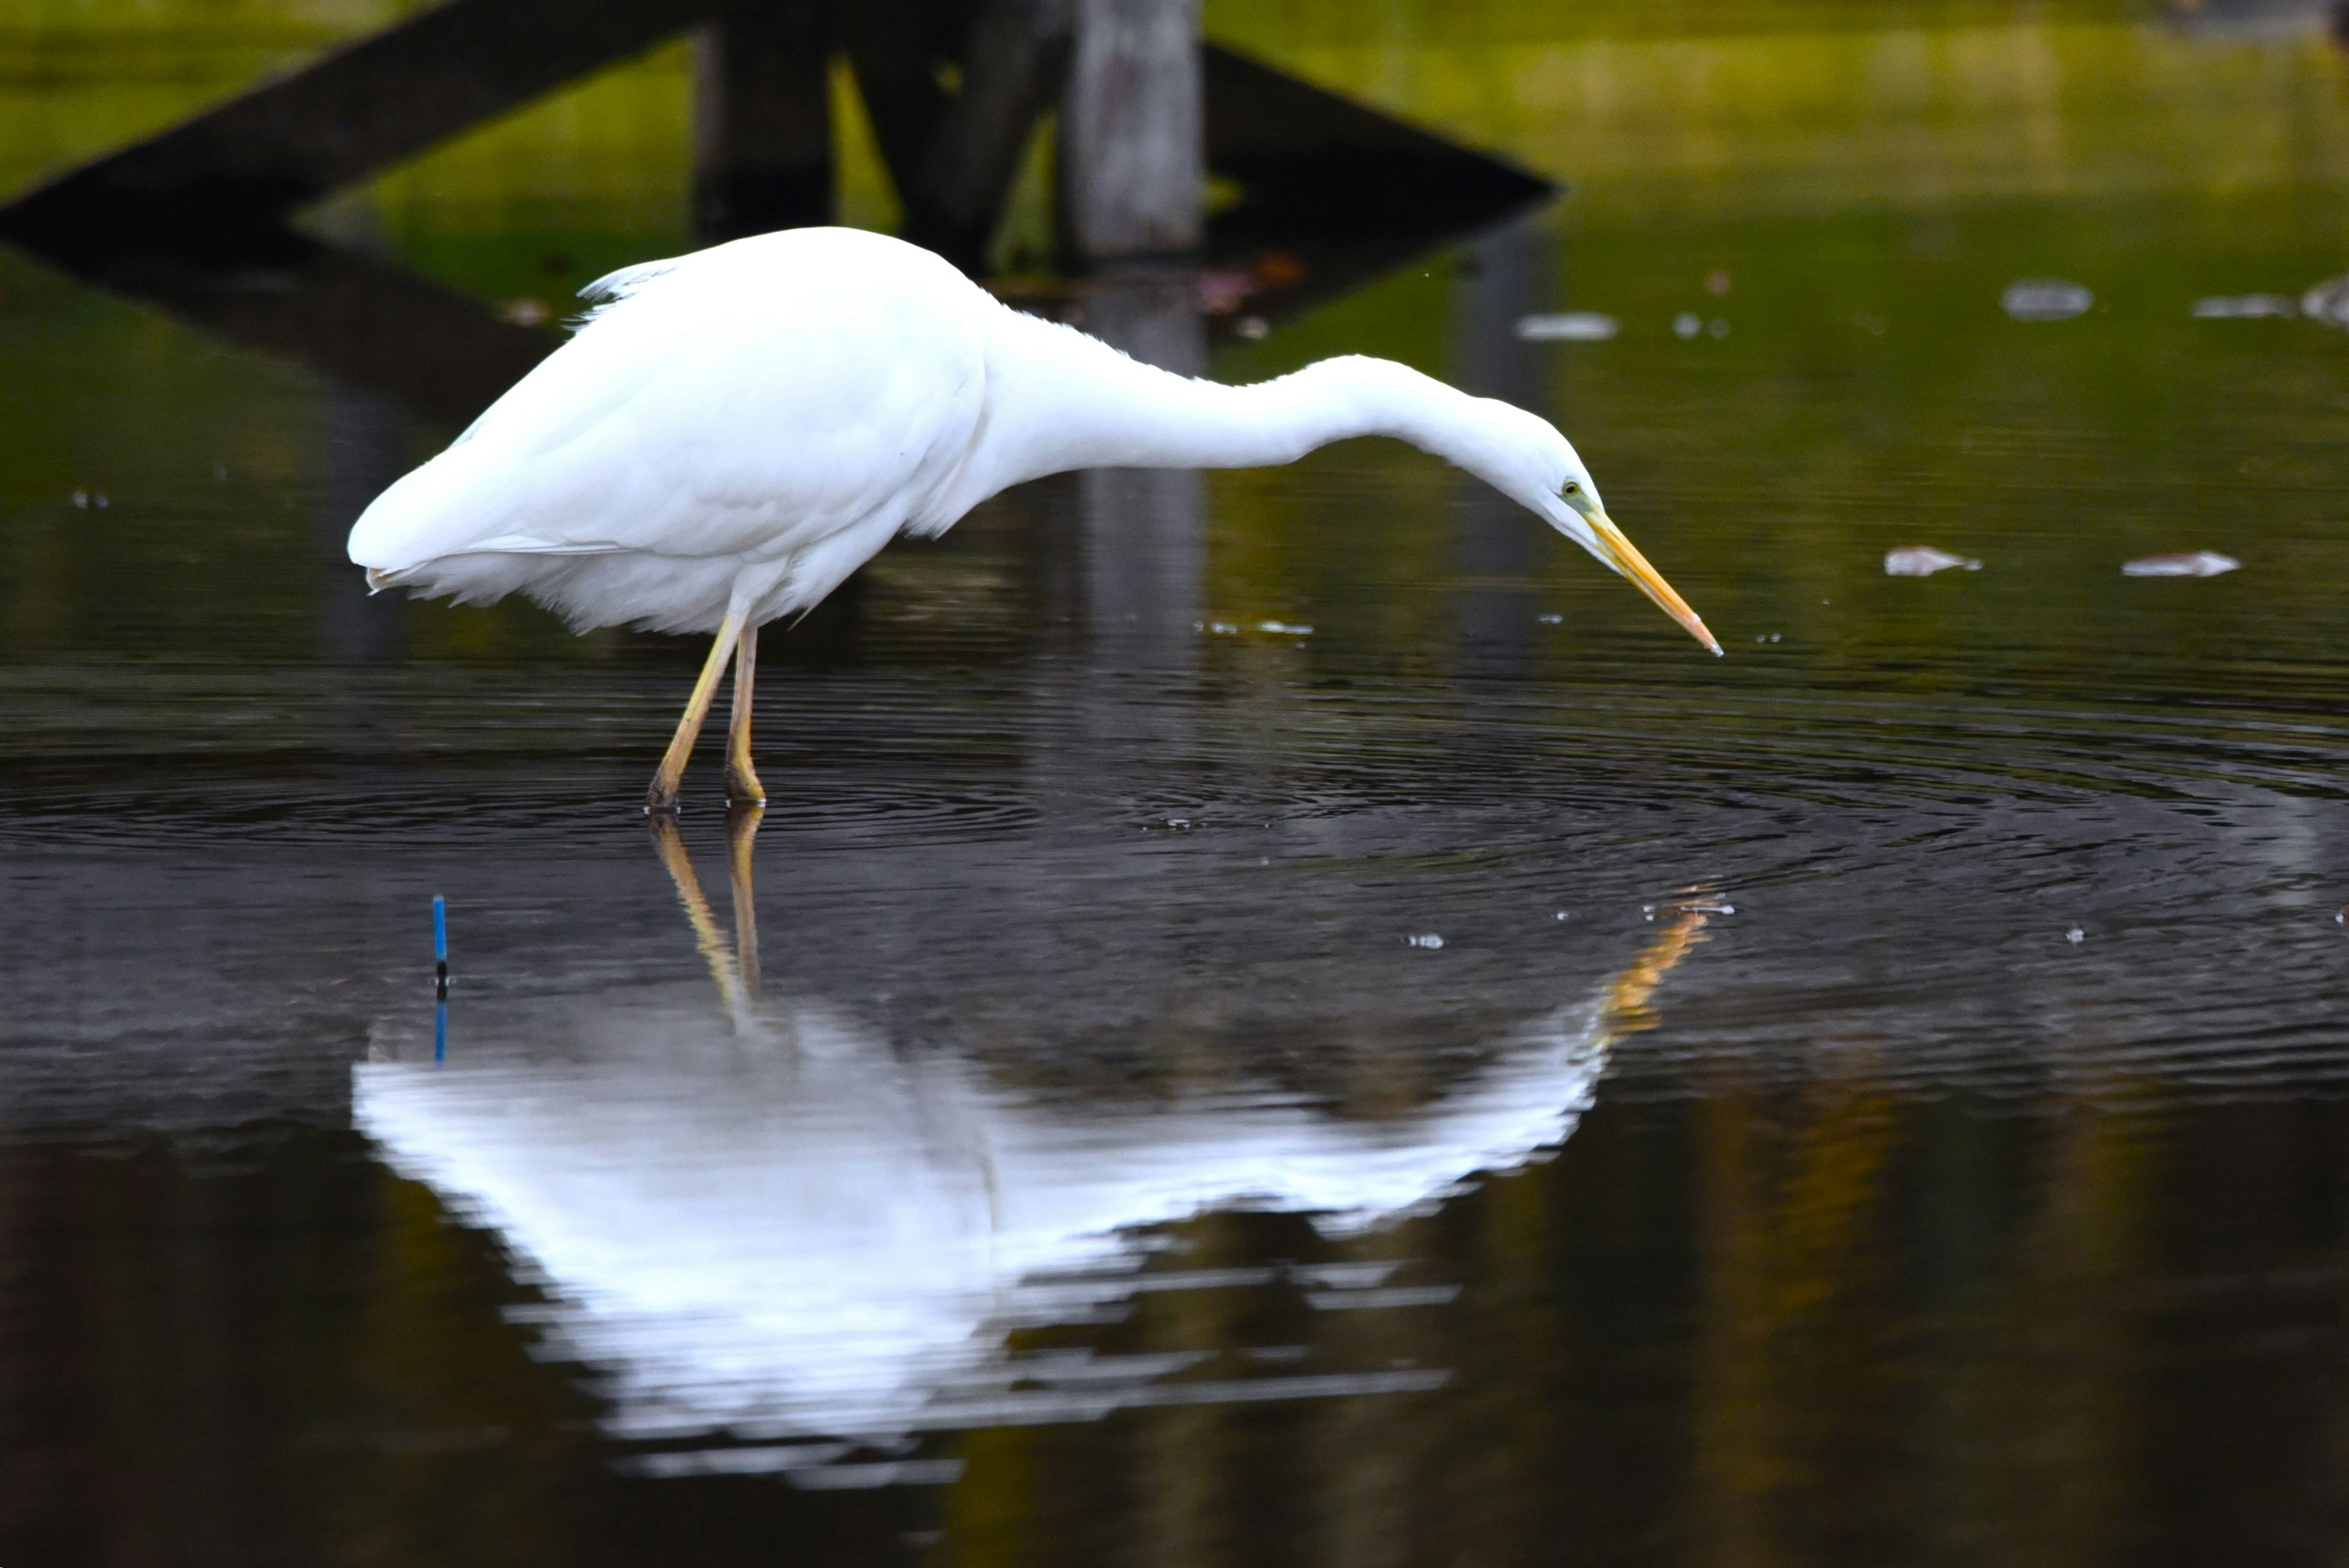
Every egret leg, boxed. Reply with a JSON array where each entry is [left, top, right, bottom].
[[647, 605, 748, 814], [725, 624, 766, 806]]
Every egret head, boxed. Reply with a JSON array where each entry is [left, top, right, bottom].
[[1475, 402, 1721, 656]]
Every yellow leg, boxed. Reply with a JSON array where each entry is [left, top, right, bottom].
[[647, 605, 748, 814], [725, 624, 766, 806]]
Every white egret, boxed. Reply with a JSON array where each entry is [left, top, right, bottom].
[[349, 227, 1720, 812]]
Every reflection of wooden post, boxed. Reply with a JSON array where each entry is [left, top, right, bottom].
[[694, 0, 831, 240], [1059, 0, 1203, 264], [1078, 278, 1205, 653]]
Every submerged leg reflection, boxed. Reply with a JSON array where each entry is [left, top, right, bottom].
[[648, 803, 764, 1020]]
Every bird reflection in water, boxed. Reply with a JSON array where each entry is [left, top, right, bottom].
[[357, 825, 1713, 1481]]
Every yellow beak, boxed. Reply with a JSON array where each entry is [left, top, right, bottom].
[[1587, 511, 1721, 655]]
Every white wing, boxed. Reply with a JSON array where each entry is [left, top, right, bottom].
[[347, 229, 993, 627]]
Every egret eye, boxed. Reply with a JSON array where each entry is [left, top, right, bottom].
[[1563, 481, 1581, 496]]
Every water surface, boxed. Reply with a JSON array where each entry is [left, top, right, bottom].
[[4, 2, 2349, 1564]]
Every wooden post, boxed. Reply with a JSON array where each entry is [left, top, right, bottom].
[[694, 0, 833, 240], [1059, 0, 1203, 265]]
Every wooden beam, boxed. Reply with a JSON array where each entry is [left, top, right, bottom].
[[904, 0, 1072, 271], [1201, 42, 1553, 245], [695, 0, 834, 240], [834, 0, 960, 218], [0, 0, 731, 245]]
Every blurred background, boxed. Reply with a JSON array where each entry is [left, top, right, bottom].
[[4, 1, 2349, 1564]]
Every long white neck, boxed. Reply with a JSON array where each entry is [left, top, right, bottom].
[[939, 307, 1527, 518]]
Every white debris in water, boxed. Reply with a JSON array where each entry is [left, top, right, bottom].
[[1554, 912, 1570, 921], [1537, 613, 1564, 625], [1884, 546, 1981, 577], [2066, 926, 2086, 944], [2002, 280, 2094, 321], [2192, 294, 2298, 319], [1683, 899, 1737, 915], [1405, 933, 1444, 949], [1673, 313, 1703, 340], [1516, 312, 1619, 342], [2302, 275, 2349, 328], [2122, 551, 2238, 578], [1255, 621, 1313, 636], [1193, 621, 1240, 635]]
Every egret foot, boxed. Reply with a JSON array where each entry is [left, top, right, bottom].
[[724, 623, 766, 806], [646, 605, 748, 814]]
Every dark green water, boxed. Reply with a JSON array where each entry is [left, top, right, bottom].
[[5, 3, 2349, 1564]]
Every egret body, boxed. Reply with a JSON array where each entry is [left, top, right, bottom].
[[349, 227, 1718, 812]]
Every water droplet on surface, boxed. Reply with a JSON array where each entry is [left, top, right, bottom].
[[2066, 927, 2087, 944], [2192, 294, 2296, 319], [1405, 933, 1444, 949], [1673, 313, 1702, 340], [1516, 312, 1619, 342], [2301, 274, 2349, 327], [2123, 551, 2238, 578], [2002, 280, 2094, 321], [1885, 546, 1981, 576]]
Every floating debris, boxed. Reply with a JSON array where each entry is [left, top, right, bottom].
[[1193, 270, 1257, 314], [1537, 612, 1564, 625], [1195, 621, 1239, 635], [2303, 274, 2349, 329], [2336, 904, 2347, 928], [2002, 280, 2094, 322], [1254, 621, 1313, 636], [2192, 294, 2297, 319], [1673, 313, 1703, 340], [2123, 551, 2238, 578], [1163, 818, 1193, 831], [2066, 926, 2086, 944], [1751, 632, 1781, 643], [1884, 546, 1981, 577], [1554, 911, 1570, 921], [1516, 312, 1619, 342], [1683, 899, 1736, 915], [1405, 933, 1445, 949]]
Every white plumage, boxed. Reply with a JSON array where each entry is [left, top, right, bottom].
[[349, 227, 1716, 809]]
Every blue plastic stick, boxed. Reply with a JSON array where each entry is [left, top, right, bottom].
[[434, 998, 448, 1065], [433, 894, 448, 997]]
